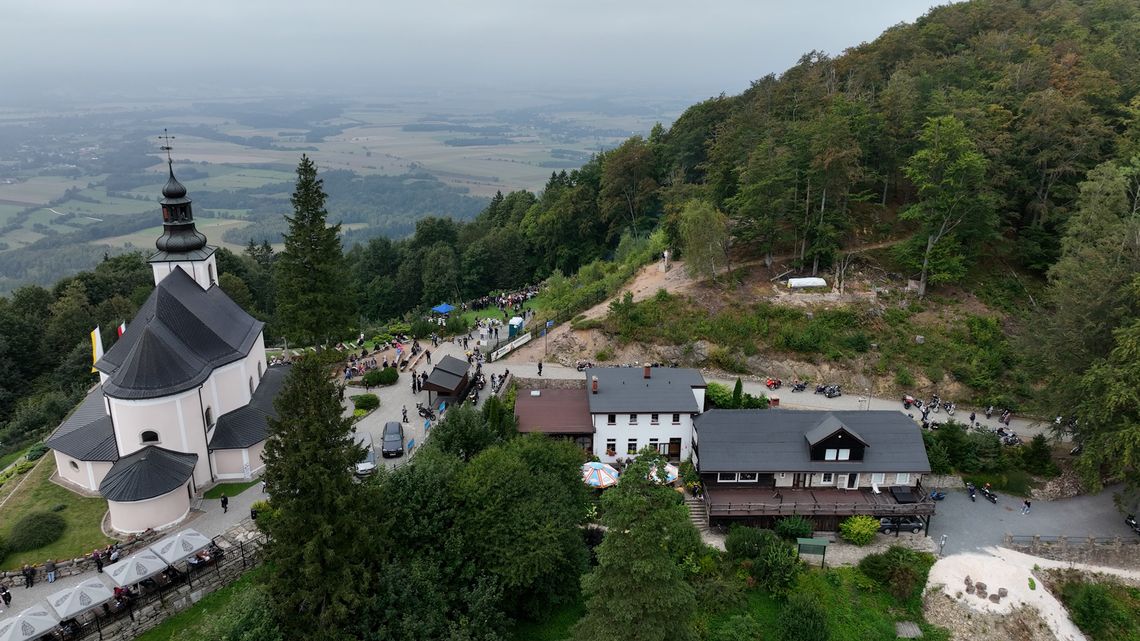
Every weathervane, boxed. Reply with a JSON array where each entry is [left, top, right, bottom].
[[158, 128, 175, 162]]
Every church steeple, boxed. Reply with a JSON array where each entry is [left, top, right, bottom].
[[148, 131, 217, 290], [155, 131, 207, 254]]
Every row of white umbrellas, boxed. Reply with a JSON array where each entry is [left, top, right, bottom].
[[0, 528, 213, 641], [581, 461, 679, 488]]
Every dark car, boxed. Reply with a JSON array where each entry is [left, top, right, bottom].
[[381, 421, 404, 458], [878, 516, 924, 535]]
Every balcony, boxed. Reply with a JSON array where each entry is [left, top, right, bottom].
[[702, 481, 935, 519]]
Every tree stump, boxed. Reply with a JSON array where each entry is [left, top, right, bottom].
[[975, 581, 987, 592], [998, 588, 1008, 598], [966, 584, 975, 594], [989, 594, 1001, 603], [976, 589, 988, 599], [964, 575, 972, 586]]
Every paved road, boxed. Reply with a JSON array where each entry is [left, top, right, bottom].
[[927, 485, 1137, 555]]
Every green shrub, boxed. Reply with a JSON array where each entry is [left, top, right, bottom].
[[595, 347, 614, 362], [1020, 434, 1059, 476], [777, 591, 829, 641], [724, 525, 779, 561], [775, 514, 813, 539], [7, 512, 67, 552], [857, 546, 933, 601], [377, 367, 399, 385], [14, 460, 36, 474], [410, 318, 435, 338], [756, 542, 802, 595], [712, 614, 765, 641], [350, 394, 380, 411], [839, 515, 880, 546], [843, 332, 871, 353], [708, 347, 749, 374], [894, 367, 915, 387], [679, 458, 699, 488], [49, 504, 67, 512], [706, 382, 734, 408], [1062, 582, 1130, 637], [25, 443, 49, 461]]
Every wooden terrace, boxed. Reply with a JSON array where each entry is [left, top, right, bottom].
[[702, 483, 936, 520]]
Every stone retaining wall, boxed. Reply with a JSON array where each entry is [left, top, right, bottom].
[[513, 376, 585, 391], [1002, 533, 1140, 569], [922, 474, 964, 489]]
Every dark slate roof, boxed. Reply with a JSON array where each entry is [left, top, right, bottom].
[[584, 367, 705, 414], [99, 446, 197, 502], [209, 365, 290, 450], [45, 387, 119, 462], [149, 246, 216, 263], [434, 355, 469, 377], [97, 267, 264, 399], [694, 410, 931, 474], [424, 368, 466, 395], [803, 414, 868, 447]]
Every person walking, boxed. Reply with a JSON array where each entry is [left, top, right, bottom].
[[402, 405, 409, 423], [221, 493, 229, 514], [969, 411, 976, 426], [0, 584, 10, 611], [44, 559, 56, 584], [1022, 499, 1031, 515], [92, 549, 103, 573], [537, 361, 543, 376], [20, 565, 34, 588], [426, 350, 432, 364]]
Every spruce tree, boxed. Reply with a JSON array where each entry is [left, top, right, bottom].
[[275, 155, 353, 347], [260, 354, 367, 641]]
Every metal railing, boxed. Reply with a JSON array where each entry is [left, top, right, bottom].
[[66, 534, 266, 641], [705, 501, 936, 517]]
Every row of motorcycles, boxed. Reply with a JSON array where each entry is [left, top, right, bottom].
[[763, 377, 831, 395], [902, 393, 956, 415], [965, 481, 998, 504]]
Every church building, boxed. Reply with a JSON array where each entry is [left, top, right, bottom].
[[45, 155, 285, 534]]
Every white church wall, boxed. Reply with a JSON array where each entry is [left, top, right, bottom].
[[52, 452, 113, 493], [109, 391, 212, 488], [107, 482, 192, 534], [208, 339, 266, 417], [150, 254, 217, 291]]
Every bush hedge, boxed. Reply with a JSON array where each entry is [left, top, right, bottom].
[[350, 394, 380, 412], [777, 591, 830, 641], [857, 546, 933, 601], [839, 515, 880, 546], [725, 525, 779, 561], [775, 515, 813, 539], [7, 512, 67, 553], [362, 367, 399, 387], [25, 443, 49, 462]]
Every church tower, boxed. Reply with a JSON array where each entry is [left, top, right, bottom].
[[148, 131, 218, 289]]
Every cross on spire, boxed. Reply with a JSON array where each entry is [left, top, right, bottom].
[[158, 129, 175, 163]]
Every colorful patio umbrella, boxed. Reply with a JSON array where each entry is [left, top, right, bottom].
[[431, 303, 455, 314], [150, 528, 212, 565], [0, 605, 60, 641], [48, 578, 114, 619], [581, 461, 620, 488], [648, 463, 680, 484], [107, 550, 167, 588]]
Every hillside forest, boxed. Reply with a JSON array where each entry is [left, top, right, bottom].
[[2, 0, 1140, 491]]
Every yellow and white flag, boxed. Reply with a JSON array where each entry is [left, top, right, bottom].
[[90, 326, 104, 373]]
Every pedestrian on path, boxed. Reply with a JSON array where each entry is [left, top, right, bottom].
[[537, 362, 542, 376], [969, 411, 976, 426], [1022, 499, 1031, 514], [92, 549, 103, 573], [426, 350, 432, 364], [0, 584, 10, 610], [221, 494, 229, 513], [21, 564, 34, 588], [402, 405, 408, 423], [44, 559, 56, 584]]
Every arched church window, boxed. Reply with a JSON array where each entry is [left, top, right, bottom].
[[208, 263, 216, 285], [141, 430, 159, 444], [249, 376, 255, 396], [258, 361, 264, 379], [204, 407, 214, 428], [69, 460, 79, 472]]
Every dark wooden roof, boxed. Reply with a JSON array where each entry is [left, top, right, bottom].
[[514, 388, 593, 435], [423, 356, 470, 395], [44, 387, 119, 462]]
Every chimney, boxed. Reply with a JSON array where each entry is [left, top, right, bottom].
[[592, 376, 599, 394], [643, 365, 651, 379]]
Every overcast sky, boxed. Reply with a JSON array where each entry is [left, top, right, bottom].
[[3, 1, 952, 105]]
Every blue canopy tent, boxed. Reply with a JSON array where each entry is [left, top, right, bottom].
[[431, 303, 455, 314]]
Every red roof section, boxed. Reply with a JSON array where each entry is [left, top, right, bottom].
[[514, 388, 593, 435]]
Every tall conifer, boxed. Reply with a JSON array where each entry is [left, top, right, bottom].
[[275, 155, 353, 346]]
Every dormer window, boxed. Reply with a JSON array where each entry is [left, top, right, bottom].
[[141, 430, 160, 444]]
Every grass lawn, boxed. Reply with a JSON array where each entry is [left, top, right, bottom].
[[510, 595, 584, 641], [134, 565, 268, 641], [962, 469, 1038, 497], [0, 458, 112, 570], [0, 447, 27, 472], [203, 479, 260, 500], [1055, 572, 1140, 641]]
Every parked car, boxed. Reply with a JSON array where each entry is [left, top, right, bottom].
[[878, 516, 924, 535], [381, 421, 405, 458], [354, 431, 377, 476]]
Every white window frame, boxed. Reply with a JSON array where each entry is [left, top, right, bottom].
[[629, 413, 638, 425], [738, 472, 759, 482], [896, 472, 911, 485], [650, 413, 659, 425], [825, 448, 838, 461], [605, 439, 616, 455], [672, 413, 680, 424], [821, 472, 834, 484], [871, 473, 885, 485], [607, 414, 616, 425], [838, 449, 851, 461], [717, 472, 738, 483], [627, 439, 637, 455]]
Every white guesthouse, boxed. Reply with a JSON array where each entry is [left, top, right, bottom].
[[586, 366, 706, 464], [46, 159, 287, 533]]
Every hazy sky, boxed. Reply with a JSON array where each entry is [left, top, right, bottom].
[[3, 1, 952, 104]]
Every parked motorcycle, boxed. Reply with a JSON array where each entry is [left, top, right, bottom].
[[944, 401, 956, 415], [791, 381, 807, 393], [966, 482, 976, 502], [814, 384, 828, 394], [575, 360, 594, 371], [929, 491, 947, 501], [1126, 515, 1140, 535], [765, 377, 783, 390], [416, 402, 436, 420], [824, 385, 842, 398], [902, 395, 916, 409], [985, 405, 994, 419], [980, 486, 998, 504]]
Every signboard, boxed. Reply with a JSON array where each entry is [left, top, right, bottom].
[[796, 537, 829, 567], [490, 332, 532, 361]]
